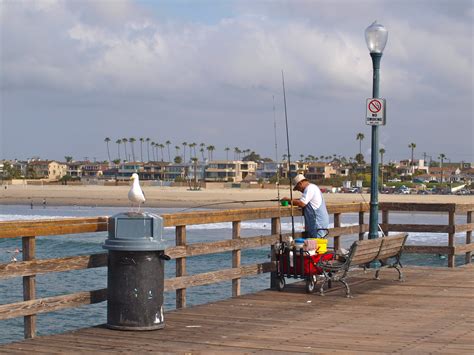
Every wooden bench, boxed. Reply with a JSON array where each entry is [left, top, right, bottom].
[[317, 233, 408, 298]]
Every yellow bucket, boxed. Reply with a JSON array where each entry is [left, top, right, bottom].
[[315, 238, 328, 254]]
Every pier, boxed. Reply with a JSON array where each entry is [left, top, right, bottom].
[[1, 202, 473, 352]]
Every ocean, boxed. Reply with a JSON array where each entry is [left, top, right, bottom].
[[0, 204, 469, 344]]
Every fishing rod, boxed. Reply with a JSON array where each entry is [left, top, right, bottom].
[[179, 199, 280, 212], [282, 70, 295, 240], [273, 95, 280, 204], [273, 95, 283, 244]]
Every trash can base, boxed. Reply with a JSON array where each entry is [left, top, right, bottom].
[[106, 323, 165, 331]]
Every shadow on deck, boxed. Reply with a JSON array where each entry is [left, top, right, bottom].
[[1, 265, 473, 354]]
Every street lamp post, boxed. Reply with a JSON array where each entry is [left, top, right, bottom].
[[365, 21, 388, 240]]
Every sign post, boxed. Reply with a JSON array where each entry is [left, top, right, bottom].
[[366, 98, 386, 125]]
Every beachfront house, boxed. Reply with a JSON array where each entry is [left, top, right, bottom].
[[27, 160, 67, 181], [256, 161, 279, 181], [281, 161, 308, 179], [398, 159, 429, 176], [141, 162, 169, 180], [67, 161, 108, 179], [428, 167, 462, 183], [161, 163, 190, 181], [305, 162, 337, 181], [205, 160, 257, 182]]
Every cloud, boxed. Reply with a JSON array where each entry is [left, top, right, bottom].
[[0, 0, 472, 161]]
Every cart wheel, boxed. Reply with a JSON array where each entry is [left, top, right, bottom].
[[306, 275, 316, 293], [276, 276, 285, 291]]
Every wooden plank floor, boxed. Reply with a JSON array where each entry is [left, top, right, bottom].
[[2, 265, 473, 354]]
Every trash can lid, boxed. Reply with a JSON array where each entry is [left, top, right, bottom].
[[103, 212, 166, 251]]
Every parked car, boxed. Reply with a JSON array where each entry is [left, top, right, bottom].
[[388, 178, 401, 182], [413, 178, 427, 183], [396, 185, 410, 194]]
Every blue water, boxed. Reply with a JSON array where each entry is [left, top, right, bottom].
[[0, 205, 470, 344]]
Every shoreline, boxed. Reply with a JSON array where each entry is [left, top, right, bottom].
[[1, 185, 472, 210]]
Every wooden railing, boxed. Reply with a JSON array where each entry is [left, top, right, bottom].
[[0, 202, 472, 340]]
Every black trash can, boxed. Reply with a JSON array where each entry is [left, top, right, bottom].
[[103, 212, 168, 330]]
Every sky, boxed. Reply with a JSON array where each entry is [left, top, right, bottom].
[[1, 0, 473, 164]]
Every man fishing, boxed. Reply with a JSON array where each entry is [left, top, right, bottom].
[[282, 174, 329, 238]]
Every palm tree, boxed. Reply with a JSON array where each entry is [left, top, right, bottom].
[[408, 142, 416, 172], [64, 156, 73, 163], [139, 138, 144, 162], [200, 147, 205, 161], [129, 138, 136, 162], [104, 137, 111, 162], [379, 148, 386, 166], [159, 144, 165, 161], [379, 148, 386, 190], [155, 143, 159, 162], [151, 142, 156, 161], [182, 142, 188, 162], [175, 146, 180, 159], [439, 153, 447, 183], [122, 138, 128, 161], [207, 145, 216, 161], [165, 140, 171, 162], [225, 147, 230, 160], [146, 138, 151, 162], [356, 133, 365, 156], [115, 139, 122, 161], [234, 147, 242, 160], [189, 142, 197, 158]]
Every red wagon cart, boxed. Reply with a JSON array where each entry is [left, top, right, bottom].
[[274, 230, 335, 293]]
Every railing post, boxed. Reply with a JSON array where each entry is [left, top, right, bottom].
[[382, 209, 389, 236], [359, 210, 365, 241], [176, 226, 186, 308], [448, 210, 455, 268], [270, 217, 281, 289], [232, 221, 241, 297], [466, 211, 472, 264], [22, 236, 36, 339], [333, 213, 341, 251]]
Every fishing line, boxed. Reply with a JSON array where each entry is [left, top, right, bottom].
[[358, 191, 386, 237], [282, 70, 295, 239], [178, 199, 280, 212]]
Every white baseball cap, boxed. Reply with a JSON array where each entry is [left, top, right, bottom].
[[292, 174, 307, 190]]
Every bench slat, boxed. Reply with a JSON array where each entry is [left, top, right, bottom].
[[349, 234, 407, 265]]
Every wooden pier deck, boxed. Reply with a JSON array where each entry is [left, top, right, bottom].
[[2, 264, 473, 354]]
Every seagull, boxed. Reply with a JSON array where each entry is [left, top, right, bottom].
[[128, 173, 146, 212]]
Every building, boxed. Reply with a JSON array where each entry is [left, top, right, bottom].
[[428, 167, 461, 183], [281, 161, 308, 179], [28, 160, 67, 180], [161, 163, 189, 181], [256, 162, 279, 181], [67, 161, 109, 179], [205, 160, 257, 182], [398, 159, 429, 176], [305, 162, 337, 181]]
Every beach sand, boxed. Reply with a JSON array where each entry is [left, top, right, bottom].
[[1, 184, 471, 209]]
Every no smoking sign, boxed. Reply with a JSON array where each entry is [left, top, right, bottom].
[[366, 98, 386, 125]]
